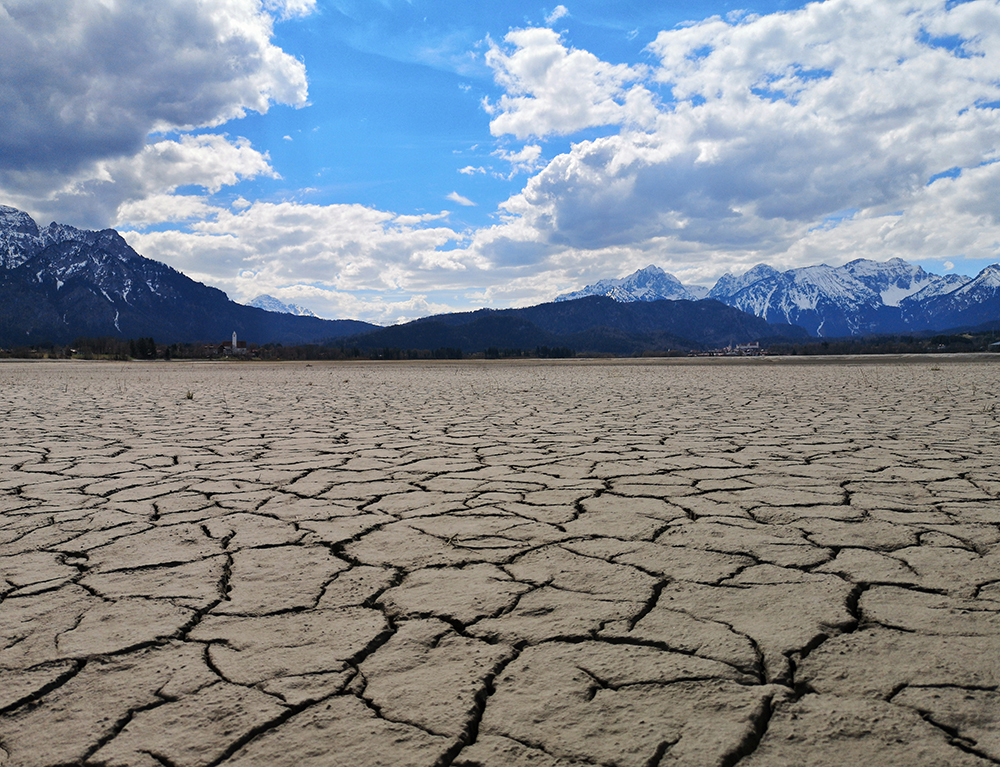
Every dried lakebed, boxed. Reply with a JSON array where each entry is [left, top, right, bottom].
[[1, 357, 999, 767]]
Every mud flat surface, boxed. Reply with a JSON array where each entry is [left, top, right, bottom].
[[1, 357, 999, 767]]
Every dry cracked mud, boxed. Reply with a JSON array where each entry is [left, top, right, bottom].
[[1, 356, 999, 767]]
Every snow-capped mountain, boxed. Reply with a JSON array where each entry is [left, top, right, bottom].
[[904, 264, 1000, 331], [567, 258, 1000, 337], [839, 258, 941, 306], [247, 294, 319, 318], [709, 258, 974, 336], [903, 273, 971, 302], [0, 205, 97, 269], [708, 264, 782, 300], [709, 261, 892, 336], [0, 205, 374, 346], [556, 265, 708, 303]]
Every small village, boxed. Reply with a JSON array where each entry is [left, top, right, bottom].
[[690, 341, 767, 357], [204, 331, 250, 358]]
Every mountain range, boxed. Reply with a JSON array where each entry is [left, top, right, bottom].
[[2, 203, 999, 352], [560, 260, 1000, 337], [0, 206, 375, 346]]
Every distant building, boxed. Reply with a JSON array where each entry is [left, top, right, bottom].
[[733, 341, 763, 355], [691, 340, 767, 357], [218, 331, 248, 356]]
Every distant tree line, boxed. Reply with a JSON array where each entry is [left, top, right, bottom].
[[0, 337, 133, 360], [3, 330, 998, 360], [129, 337, 157, 359], [534, 345, 576, 358], [484, 347, 530, 359], [765, 331, 1000, 356], [373, 347, 464, 360], [0, 337, 199, 360]]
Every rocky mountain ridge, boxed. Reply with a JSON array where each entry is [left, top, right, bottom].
[[564, 259, 1000, 336], [556, 265, 709, 303]]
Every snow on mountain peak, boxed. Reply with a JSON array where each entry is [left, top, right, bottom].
[[977, 263, 1000, 286], [1, 206, 42, 269], [556, 264, 705, 302], [246, 294, 319, 317], [40, 221, 90, 247], [566, 257, 992, 338], [840, 257, 937, 306], [708, 263, 781, 299], [954, 263, 1000, 295], [0, 205, 40, 235], [0, 205, 106, 269]]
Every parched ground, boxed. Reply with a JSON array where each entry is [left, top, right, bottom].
[[1, 357, 999, 767]]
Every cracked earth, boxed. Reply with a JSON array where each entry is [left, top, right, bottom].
[[2, 357, 999, 767]]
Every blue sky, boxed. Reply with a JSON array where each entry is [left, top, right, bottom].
[[237, 0, 793, 228], [2, 0, 999, 323]]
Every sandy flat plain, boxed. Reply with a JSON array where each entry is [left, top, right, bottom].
[[1, 356, 999, 767]]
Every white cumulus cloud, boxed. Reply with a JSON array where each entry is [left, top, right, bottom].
[[483, 27, 657, 139], [0, 0, 307, 226], [121, 201, 486, 323], [475, 0, 1000, 285], [9, 134, 278, 230]]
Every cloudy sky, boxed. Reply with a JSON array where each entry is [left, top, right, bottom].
[[2, 0, 999, 323]]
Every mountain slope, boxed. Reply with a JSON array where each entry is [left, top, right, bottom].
[[708, 264, 782, 300], [0, 205, 100, 269], [713, 263, 901, 337], [0, 206, 376, 346], [903, 264, 1000, 330], [341, 296, 807, 354], [839, 258, 941, 306]]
